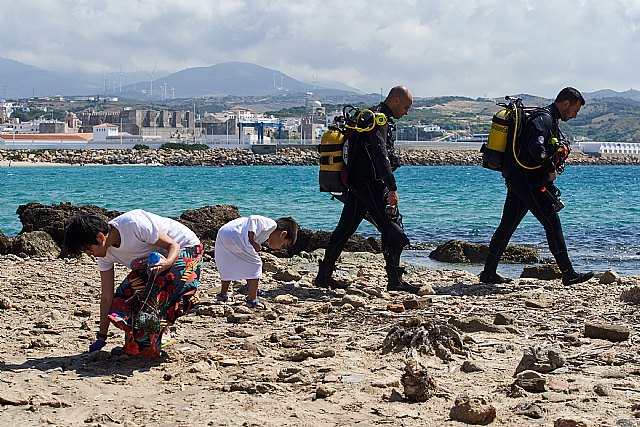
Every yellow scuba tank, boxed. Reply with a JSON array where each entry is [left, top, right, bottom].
[[481, 108, 511, 171], [319, 128, 347, 192], [481, 97, 549, 172], [487, 109, 510, 153], [319, 104, 387, 192]]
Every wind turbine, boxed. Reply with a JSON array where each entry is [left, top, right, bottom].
[[149, 65, 156, 98], [133, 69, 138, 93]]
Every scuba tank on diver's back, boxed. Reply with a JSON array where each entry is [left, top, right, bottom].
[[481, 108, 512, 171], [481, 96, 526, 172], [318, 105, 388, 194], [481, 96, 571, 174], [318, 125, 348, 193]]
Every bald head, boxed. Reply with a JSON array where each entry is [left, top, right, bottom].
[[384, 86, 413, 119]]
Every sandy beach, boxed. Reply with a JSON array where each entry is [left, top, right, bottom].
[[1, 250, 639, 426], [0, 160, 75, 167]]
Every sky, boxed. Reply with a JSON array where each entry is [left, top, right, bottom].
[[1, 0, 639, 99]]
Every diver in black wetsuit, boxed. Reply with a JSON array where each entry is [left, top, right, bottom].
[[480, 87, 594, 286], [315, 86, 420, 293]]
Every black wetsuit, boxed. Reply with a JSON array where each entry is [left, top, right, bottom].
[[323, 102, 408, 268], [484, 103, 575, 274]]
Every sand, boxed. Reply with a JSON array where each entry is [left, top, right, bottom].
[[0, 251, 639, 426]]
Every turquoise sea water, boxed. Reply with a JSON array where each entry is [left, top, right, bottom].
[[1, 165, 639, 276]]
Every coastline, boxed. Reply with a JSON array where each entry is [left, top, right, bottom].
[[0, 161, 162, 167], [1, 147, 640, 167]]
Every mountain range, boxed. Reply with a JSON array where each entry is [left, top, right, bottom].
[[0, 58, 362, 99], [1, 56, 639, 103]]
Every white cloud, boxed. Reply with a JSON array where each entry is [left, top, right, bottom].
[[0, 0, 638, 97]]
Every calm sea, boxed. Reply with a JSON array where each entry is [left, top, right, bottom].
[[1, 165, 638, 276]]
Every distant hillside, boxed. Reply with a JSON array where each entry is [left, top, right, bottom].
[[2, 55, 639, 105], [120, 62, 306, 98], [399, 95, 640, 143], [0, 58, 360, 99], [0, 57, 97, 98], [119, 62, 359, 99], [585, 88, 640, 102]]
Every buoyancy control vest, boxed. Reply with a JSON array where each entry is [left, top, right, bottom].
[[318, 105, 387, 193]]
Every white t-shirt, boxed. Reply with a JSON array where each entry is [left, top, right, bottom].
[[97, 209, 200, 271], [214, 215, 277, 280]]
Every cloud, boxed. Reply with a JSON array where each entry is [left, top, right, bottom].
[[0, 0, 638, 97]]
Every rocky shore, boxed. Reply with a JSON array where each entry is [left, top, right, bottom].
[[1, 147, 639, 167], [1, 249, 639, 426], [1, 202, 639, 426], [0, 202, 382, 260]]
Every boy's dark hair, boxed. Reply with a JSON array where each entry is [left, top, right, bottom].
[[275, 217, 298, 244], [555, 87, 585, 106], [63, 213, 109, 255]]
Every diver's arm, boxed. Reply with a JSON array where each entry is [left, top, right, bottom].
[[367, 125, 397, 191], [387, 190, 399, 207], [526, 115, 555, 173]]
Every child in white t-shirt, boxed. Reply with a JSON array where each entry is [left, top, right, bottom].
[[214, 215, 298, 308], [64, 209, 204, 357]]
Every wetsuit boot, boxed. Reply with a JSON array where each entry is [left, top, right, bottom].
[[554, 252, 594, 286], [314, 260, 349, 289], [385, 266, 421, 294], [383, 246, 420, 293], [479, 249, 512, 284], [561, 270, 594, 286], [478, 270, 513, 284]]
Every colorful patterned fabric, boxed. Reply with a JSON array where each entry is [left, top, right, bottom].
[[108, 243, 204, 358]]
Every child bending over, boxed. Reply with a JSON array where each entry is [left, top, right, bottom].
[[215, 215, 297, 308], [64, 209, 203, 357]]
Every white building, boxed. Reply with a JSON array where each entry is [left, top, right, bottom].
[[1, 101, 15, 121], [92, 123, 119, 140], [579, 141, 640, 156], [225, 106, 264, 122], [424, 124, 442, 132], [0, 133, 93, 149]]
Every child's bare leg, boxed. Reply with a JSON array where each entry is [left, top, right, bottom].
[[220, 280, 231, 295], [217, 280, 231, 301], [246, 278, 259, 301]]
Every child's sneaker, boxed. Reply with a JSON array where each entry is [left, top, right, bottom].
[[246, 298, 267, 310], [242, 284, 266, 297]]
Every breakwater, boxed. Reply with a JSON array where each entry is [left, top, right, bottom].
[[1, 147, 639, 166]]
